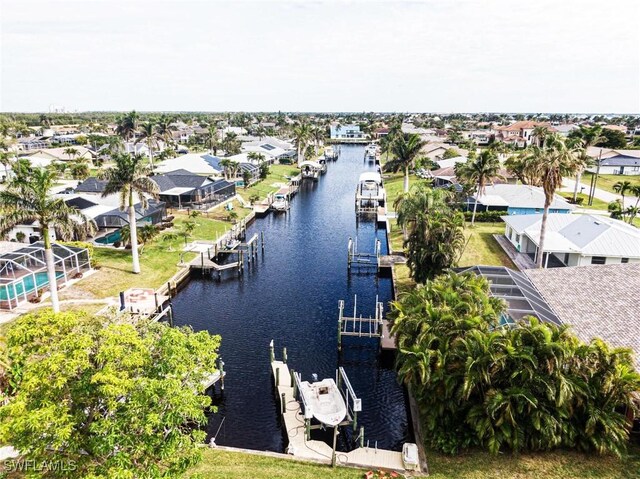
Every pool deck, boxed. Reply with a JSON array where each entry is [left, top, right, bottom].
[[270, 359, 419, 474]]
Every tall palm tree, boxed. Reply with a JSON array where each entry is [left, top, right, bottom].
[[115, 110, 139, 143], [455, 150, 503, 225], [206, 124, 219, 155], [312, 126, 325, 156], [0, 168, 96, 312], [568, 125, 604, 203], [388, 133, 425, 193], [136, 121, 159, 169], [0, 149, 12, 182], [612, 180, 633, 209], [292, 122, 312, 165], [531, 125, 550, 147], [155, 114, 175, 146], [100, 153, 159, 274], [524, 134, 580, 268]]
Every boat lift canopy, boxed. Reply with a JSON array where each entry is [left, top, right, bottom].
[[299, 161, 323, 170], [358, 172, 382, 184]]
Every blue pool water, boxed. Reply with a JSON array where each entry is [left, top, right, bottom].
[[170, 145, 412, 453], [95, 230, 122, 245], [0, 271, 64, 301]]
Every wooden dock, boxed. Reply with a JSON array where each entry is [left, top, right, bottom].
[[270, 354, 416, 473]]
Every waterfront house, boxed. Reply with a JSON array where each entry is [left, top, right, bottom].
[[587, 147, 640, 176], [329, 123, 365, 141], [151, 169, 235, 208], [501, 213, 640, 267], [467, 184, 573, 215], [22, 146, 95, 163], [155, 153, 225, 177]]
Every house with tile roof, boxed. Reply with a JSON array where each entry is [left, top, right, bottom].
[[493, 121, 556, 147]]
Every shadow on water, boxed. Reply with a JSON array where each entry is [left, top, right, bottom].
[[170, 145, 412, 453]]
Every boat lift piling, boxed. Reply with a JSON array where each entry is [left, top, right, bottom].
[[347, 237, 381, 270]]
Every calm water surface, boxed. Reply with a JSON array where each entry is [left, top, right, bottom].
[[170, 144, 411, 452]]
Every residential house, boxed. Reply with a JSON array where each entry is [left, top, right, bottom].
[[22, 146, 94, 163], [587, 147, 640, 176], [502, 213, 640, 267], [329, 124, 365, 141], [151, 169, 235, 208], [468, 184, 574, 215], [493, 121, 556, 147], [155, 153, 224, 177], [464, 130, 492, 145]]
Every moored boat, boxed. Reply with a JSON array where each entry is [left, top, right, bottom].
[[298, 378, 347, 427]]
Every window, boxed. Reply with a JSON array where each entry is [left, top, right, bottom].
[[591, 256, 606, 265], [621, 258, 629, 263]]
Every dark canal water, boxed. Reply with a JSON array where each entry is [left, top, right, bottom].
[[170, 144, 411, 453]]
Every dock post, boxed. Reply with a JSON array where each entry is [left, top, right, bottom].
[[275, 366, 280, 387], [337, 300, 344, 351], [281, 392, 286, 414], [353, 410, 358, 431], [282, 347, 287, 364], [261, 231, 265, 253], [201, 252, 204, 269], [347, 237, 352, 270], [291, 369, 296, 395], [305, 419, 310, 441], [166, 282, 172, 299], [331, 425, 338, 467], [359, 426, 365, 448], [269, 340, 274, 363], [219, 360, 225, 390]]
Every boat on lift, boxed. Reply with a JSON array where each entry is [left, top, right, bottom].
[[324, 146, 338, 161], [298, 378, 347, 427], [364, 143, 378, 163], [271, 188, 290, 212]]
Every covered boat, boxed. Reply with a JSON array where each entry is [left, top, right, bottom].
[[298, 378, 346, 427]]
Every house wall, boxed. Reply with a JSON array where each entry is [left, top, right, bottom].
[[587, 165, 640, 176], [576, 255, 640, 266]]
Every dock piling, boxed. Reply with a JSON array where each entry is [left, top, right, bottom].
[[281, 392, 286, 414], [359, 427, 365, 448], [282, 347, 287, 364], [269, 340, 274, 363]]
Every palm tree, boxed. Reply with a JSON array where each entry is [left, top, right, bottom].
[[292, 122, 312, 165], [388, 133, 425, 193], [531, 125, 550, 147], [70, 160, 90, 180], [100, 153, 159, 274], [0, 168, 96, 312], [455, 150, 504, 225], [312, 126, 325, 156], [218, 159, 237, 180], [0, 150, 12, 182], [612, 180, 633, 209], [568, 125, 604, 203], [63, 147, 79, 160], [136, 121, 159, 169], [206, 124, 219, 155], [115, 110, 139, 143], [155, 114, 175, 146], [524, 134, 581, 268]]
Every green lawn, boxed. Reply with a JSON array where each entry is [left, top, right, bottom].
[[458, 222, 516, 269], [562, 192, 611, 210], [189, 445, 640, 479], [238, 164, 300, 203], [582, 172, 640, 195], [62, 213, 237, 299], [383, 171, 431, 210]]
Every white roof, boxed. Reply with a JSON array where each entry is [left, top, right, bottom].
[[502, 213, 640, 257], [476, 194, 509, 207], [436, 156, 467, 169], [299, 160, 322, 169], [358, 172, 382, 184], [475, 184, 574, 211], [155, 153, 223, 176], [161, 187, 195, 196]]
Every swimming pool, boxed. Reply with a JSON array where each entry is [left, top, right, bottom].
[[95, 230, 122, 245], [0, 271, 64, 301]]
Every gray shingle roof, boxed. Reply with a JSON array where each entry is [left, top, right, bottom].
[[525, 264, 640, 370]]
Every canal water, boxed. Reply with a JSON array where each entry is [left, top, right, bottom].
[[170, 144, 411, 453]]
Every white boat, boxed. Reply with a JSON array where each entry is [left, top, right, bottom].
[[271, 191, 289, 212], [324, 146, 338, 161], [298, 378, 347, 427], [402, 443, 419, 471], [364, 143, 378, 162]]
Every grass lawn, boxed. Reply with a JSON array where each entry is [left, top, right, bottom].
[[238, 164, 300, 203], [62, 213, 235, 299], [189, 445, 640, 479], [582, 172, 640, 195], [562, 192, 611, 210], [459, 222, 516, 269], [382, 171, 431, 210]]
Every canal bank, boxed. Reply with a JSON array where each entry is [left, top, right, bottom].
[[169, 145, 411, 454]]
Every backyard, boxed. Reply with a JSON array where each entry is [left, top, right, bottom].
[[582, 172, 640, 195], [189, 445, 640, 479], [60, 211, 246, 299], [237, 164, 300, 203]]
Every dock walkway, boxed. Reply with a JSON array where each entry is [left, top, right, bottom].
[[270, 359, 415, 473]]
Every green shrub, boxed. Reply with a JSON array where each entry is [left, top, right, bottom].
[[463, 210, 505, 222]]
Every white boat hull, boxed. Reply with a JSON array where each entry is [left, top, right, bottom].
[[299, 378, 347, 427]]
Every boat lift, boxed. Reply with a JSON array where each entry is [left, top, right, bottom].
[[347, 237, 381, 270]]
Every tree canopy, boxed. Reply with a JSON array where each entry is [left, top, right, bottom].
[[0, 310, 221, 478], [391, 272, 640, 456]]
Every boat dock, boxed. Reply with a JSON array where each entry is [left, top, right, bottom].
[[269, 343, 415, 473], [337, 296, 396, 350]]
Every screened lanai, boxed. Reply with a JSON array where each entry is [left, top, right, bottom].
[[0, 242, 91, 310]]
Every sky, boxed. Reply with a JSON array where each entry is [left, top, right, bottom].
[[0, 0, 639, 113]]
